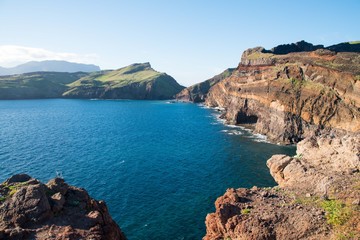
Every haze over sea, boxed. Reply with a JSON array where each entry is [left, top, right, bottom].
[[0, 99, 295, 239]]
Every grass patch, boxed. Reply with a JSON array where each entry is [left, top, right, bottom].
[[321, 200, 350, 226], [241, 208, 251, 215], [349, 41, 360, 45], [245, 51, 273, 60]]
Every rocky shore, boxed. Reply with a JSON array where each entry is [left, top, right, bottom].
[[0, 174, 126, 240], [204, 130, 360, 240], [202, 42, 360, 239]]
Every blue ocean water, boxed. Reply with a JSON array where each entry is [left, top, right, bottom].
[[0, 99, 295, 239]]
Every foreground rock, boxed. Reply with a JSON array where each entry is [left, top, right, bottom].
[[0, 174, 126, 240], [204, 131, 360, 240]]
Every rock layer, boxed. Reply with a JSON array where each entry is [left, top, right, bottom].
[[0, 174, 126, 240], [204, 42, 360, 240], [205, 46, 360, 144]]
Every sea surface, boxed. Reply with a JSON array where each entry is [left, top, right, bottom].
[[0, 99, 295, 239]]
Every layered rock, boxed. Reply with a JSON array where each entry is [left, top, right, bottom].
[[0, 174, 126, 240], [206, 44, 360, 144], [176, 68, 235, 102], [204, 42, 360, 240]]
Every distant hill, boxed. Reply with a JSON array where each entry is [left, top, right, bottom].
[[64, 62, 184, 100], [0, 72, 88, 99], [0, 60, 100, 76], [0, 62, 184, 100], [176, 68, 235, 102]]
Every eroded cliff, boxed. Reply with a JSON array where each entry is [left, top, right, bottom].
[[205, 44, 360, 144], [203, 42, 360, 240], [0, 174, 126, 240]]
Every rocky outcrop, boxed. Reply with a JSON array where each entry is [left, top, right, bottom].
[[204, 187, 331, 240], [206, 44, 360, 144], [0, 174, 126, 240], [204, 131, 360, 240], [267, 131, 360, 193], [176, 68, 235, 102], [263, 40, 324, 55], [204, 42, 360, 240]]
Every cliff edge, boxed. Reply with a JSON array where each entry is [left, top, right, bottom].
[[203, 41, 360, 240], [206, 41, 360, 144], [0, 174, 126, 240]]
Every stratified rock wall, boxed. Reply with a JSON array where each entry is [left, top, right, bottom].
[[206, 48, 360, 144], [0, 174, 126, 240], [204, 42, 360, 240]]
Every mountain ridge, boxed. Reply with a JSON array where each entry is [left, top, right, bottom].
[[0, 60, 100, 76]]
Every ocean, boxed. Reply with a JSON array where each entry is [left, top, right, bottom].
[[0, 99, 295, 239]]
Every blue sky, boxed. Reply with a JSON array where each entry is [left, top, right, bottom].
[[0, 0, 359, 86]]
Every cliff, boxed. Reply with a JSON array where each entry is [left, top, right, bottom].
[[176, 68, 235, 102], [205, 42, 360, 144], [63, 62, 184, 100], [0, 174, 126, 240], [203, 41, 360, 240]]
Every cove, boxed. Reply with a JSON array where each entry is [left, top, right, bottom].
[[0, 99, 295, 239]]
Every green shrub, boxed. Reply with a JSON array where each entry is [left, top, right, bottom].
[[321, 200, 350, 226], [241, 208, 251, 215]]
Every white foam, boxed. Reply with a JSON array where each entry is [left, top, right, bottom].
[[247, 133, 269, 143]]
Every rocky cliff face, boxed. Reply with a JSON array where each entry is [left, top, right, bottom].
[[0, 174, 126, 240], [204, 130, 360, 240], [176, 68, 235, 102], [206, 45, 360, 144]]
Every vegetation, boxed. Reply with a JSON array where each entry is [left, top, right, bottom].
[[0, 63, 184, 100], [241, 208, 251, 215], [64, 62, 184, 99], [321, 200, 350, 226], [0, 72, 88, 99], [349, 41, 360, 45], [245, 51, 274, 60]]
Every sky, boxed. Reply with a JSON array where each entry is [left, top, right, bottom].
[[0, 0, 359, 86]]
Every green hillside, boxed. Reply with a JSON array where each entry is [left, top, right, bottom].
[[64, 63, 184, 99], [0, 63, 184, 100], [0, 72, 88, 99]]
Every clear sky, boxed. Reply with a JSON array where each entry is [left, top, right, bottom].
[[0, 0, 359, 86]]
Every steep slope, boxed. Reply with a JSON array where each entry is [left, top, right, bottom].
[[0, 72, 88, 99], [176, 68, 235, 102], [203, 41, 360, 240], [0, 174, 126, 240], [206, 43, 360, 144], [63, 62, 184, 100], [0, 60, 100, 76]]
